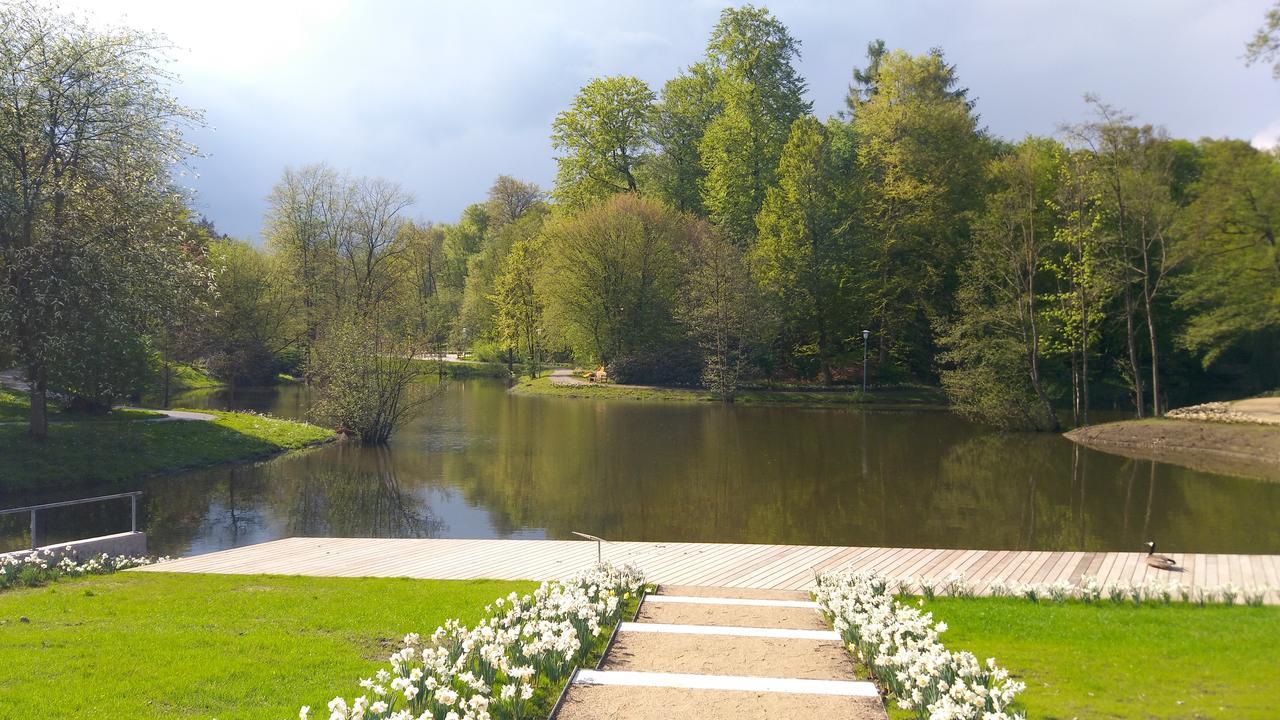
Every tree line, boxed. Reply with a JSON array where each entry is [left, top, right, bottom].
[[3, 2, 1277, 441], [410, 5, 1275, 430]]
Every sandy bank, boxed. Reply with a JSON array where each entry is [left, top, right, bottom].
[[1065, 418, 1280, 481]]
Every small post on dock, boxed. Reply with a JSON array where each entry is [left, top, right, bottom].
[[571, 531, 607, 564]]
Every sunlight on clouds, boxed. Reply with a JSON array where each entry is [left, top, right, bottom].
[[59, 0, 346, 74], [1252, 118, 1280, 150]]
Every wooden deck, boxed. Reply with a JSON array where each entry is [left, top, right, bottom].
[[135, 537, 1279, 601]]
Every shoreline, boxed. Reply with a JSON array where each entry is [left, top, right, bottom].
[[1065, 418, 1280, 482], [510, 373, 949, 410], [0, 410, 336, 494]]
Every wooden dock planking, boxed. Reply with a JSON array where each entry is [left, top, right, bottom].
[[132, 538, 1278, 602]]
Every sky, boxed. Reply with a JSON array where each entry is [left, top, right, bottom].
[[62, 0, 1280, 240]]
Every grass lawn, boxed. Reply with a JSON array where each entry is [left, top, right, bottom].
[[512, 374, 946, 408], [898, 597, 1280, 719], [0, 409, 333, 492], [0, 572, 534, 719], [0, 386, 164, 422], [408, 357, 512, 380]]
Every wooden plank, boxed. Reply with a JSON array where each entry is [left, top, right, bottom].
[[1084, 551, 1106, 578], [664, 542, 767, 586], [746, 545, 839, 589], [878, 547, 928, 578], [898, 549, 947, 580], [966, 550, 1007, 584], [704, 544, 797, 587], [1068, 553, 1096, 584], [681, 543, 780, 586], [783, 546, 878, 590], [130, 538, 1280, 604], [1032, 551, 1065, 583], [783, 546, 871, 590]]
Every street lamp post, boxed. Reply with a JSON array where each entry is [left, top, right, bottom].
[[862, 329, 870, 394]]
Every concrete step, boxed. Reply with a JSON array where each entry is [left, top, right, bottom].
[[555, 679, 885, 720]]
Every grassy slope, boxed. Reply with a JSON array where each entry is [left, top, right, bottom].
[[0, 409, 333, 491], [512, 375, 946, 408], [900, 597, 1280, 719], [0, 573, 534, 719], [166, 363, 225, 391], [407, 357, 512, 380]]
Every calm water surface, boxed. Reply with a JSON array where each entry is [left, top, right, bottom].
[[7, 379, 1279, 556]]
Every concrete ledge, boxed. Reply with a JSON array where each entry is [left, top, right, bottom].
[[3, 531, 147, 561]]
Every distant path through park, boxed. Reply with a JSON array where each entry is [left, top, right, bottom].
[[0, 368, 214, 424]]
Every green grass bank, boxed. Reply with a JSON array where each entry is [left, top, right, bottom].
[[511, 374, 946, 408], [889, 596, 1280, 719], [0, 573, 534, 719], [0, 386, 164, 422], [0, 409, 333, 492]]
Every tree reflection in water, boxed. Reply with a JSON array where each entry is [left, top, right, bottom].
[[5, 379, 1279, 556], [284, 443, 443, 539]]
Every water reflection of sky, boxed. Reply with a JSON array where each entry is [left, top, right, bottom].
[[179, 484, 545, 557]]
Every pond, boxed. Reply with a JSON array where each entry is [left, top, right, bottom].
[[7, 379, 1280, 557]]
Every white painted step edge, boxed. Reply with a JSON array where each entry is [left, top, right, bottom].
[[647, 595, 819, 609], [574, 669, 879, 697], [619, 621, 839, 641]]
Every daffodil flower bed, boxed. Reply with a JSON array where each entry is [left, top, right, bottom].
[[893, 573, 1271, 607], [0, 548, 164, 591], [303, 563, 645, 720], [815, 571, 1027, 720]]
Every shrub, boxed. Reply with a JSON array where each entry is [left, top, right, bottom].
[[606, 347, 702, 387]]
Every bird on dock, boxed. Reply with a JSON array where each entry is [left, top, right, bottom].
[[1144, 540, 1177, 570]]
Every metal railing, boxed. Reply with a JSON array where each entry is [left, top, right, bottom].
[[1, 491, 142, 550], [571, 531, 608, 564]]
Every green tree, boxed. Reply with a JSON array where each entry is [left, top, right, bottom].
[[699, 5, 811, 244], [852, 47, 986, 377], [265, 164, 342, 358], [1042, 148, 1111, 426], [492, 237, 545, 376], [307, 318, 431, 444], [0, 2, 203, 436], [649, 65, 719, 214], [1067, 98, 1181, 416], [204, 239, 301, 386], [397, 220, 455, 366], [1175, 140, 1280, 366], [539, 194, 689, 363], [457, 204, 547, 361], [752, 116, 856, 383], [938, 137, 1063, 431], [845, 38, 887, 108], [1246, 1, 1280, 78], [678, 221, 771, 400], [551, 76, 655, 209]]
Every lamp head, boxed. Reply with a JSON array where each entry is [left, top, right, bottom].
[[862, 329, 870, 340]]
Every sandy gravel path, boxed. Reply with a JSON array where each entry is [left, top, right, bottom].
[[553, 584, 887, 720]]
